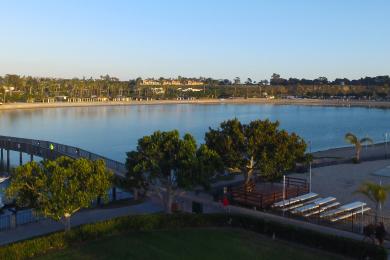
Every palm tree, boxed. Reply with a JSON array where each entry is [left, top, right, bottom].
[[357, 181, 390, 223], [345, 133, 373, 162]]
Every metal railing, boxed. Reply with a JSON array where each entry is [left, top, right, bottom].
[[0, 135, 126, 177]]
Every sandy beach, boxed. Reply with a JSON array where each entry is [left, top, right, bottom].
[[1, 98, 390, 111], [291, 159, 390, 215]]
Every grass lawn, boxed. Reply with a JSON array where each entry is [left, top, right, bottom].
[[36, 228, 345, 260]]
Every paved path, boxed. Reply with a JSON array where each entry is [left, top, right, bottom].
[[0, 200, 162, 246]]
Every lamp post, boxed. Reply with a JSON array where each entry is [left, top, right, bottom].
[[283, 175, 286, 217], [385, 132, 389, 159], [309, 140, 312, 193]]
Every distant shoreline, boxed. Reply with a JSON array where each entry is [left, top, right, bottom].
[[1, 98, 390, 111]]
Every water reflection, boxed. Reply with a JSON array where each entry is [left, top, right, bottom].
[[0, 104, 389, 163]]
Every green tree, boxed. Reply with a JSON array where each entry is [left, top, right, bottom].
[[345, 133, 373, 162], [357, 181, 390, 223], [124, 151, 149, 200], [6, 157, 113, 231], [205, 119, 308, 183], [125, 130, 222, 213]]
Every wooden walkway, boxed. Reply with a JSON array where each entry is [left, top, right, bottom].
[[0, 135, 126, 177]]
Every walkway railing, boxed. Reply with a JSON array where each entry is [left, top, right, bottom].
[[0, 135, 126, 177], [0, 189, 133, 232]]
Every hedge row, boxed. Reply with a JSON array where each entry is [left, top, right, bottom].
[[0, 213, 386, 259]]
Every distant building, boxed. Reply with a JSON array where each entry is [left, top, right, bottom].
[[141, 79, 160, 86], [142, 78, 204, 86], [186, 80, 204, 86], [180, 88, 202, 92], [3, 86, 15, 93], [171, 80, 182, 85], [151, 87, 165, 95], [55, 96, 68, 102]]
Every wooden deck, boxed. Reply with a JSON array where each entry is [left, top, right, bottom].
[[230, 177, 309, 209]]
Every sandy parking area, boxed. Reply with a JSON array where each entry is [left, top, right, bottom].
[[291, 159, 390, 215]]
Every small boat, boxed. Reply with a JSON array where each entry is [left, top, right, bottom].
[[0, 176, 9, 183]]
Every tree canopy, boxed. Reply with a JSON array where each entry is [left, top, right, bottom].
[[125, 130, 222, 213], [205, 118, 308, 182], [6, 156, 113, 231]]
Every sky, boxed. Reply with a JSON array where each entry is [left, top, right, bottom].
[[0, 0, 389, 81]]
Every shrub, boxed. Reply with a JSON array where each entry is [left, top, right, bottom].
[[0, 214, 386, 260]]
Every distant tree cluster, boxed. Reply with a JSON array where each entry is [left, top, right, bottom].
[[1, 73, 390, 102], [270, 73, 390, 86]]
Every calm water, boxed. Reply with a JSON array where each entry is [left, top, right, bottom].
[[0, 104, 390, 163]]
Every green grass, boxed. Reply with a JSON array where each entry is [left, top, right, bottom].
[[36, 228, 344, 260]]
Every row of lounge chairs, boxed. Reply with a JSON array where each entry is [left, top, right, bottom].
[[272, 192, 370, 222]]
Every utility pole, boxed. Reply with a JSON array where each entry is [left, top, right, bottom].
[[385, 132, 389, 159]]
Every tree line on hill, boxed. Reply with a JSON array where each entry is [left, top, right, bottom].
[[1, 73, 390, 102]]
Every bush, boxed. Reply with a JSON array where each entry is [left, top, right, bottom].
[[0, 214, 386, 260]]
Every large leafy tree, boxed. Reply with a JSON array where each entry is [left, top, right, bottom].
[[205, 118, 308, 182], [126, 130, 222, 213], [124, 151, 149, 200], [6, 156, 113, 231], [345, 132, 373, 162]]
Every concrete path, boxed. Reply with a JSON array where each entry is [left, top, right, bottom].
[[0, 200, 162, 246]]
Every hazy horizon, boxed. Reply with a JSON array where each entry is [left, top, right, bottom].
[[1, 0, 389, 81]]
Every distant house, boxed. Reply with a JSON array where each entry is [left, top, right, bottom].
[[141, 79, 160, 86], [142, 78, 204, 86], [161, 80, 181, 85], [151, 87, 165, 95], [55, 96, 68, 102], [180, 88, 202, 92], [171, 80, 181, 85], [186, 80, 204, 86]]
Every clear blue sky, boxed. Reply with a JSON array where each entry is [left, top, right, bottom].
[[1, 0, 389, 81]]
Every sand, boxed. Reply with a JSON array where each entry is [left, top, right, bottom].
[[291, 159, 390, 215], [1, 98, 390, 111]]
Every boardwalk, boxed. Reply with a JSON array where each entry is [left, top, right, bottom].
[[0, 135, 126, 177]]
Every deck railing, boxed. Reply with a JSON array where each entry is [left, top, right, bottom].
[[0, 135, 126, 177]]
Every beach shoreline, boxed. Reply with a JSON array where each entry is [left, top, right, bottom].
[[1, 98, 390, 111]]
